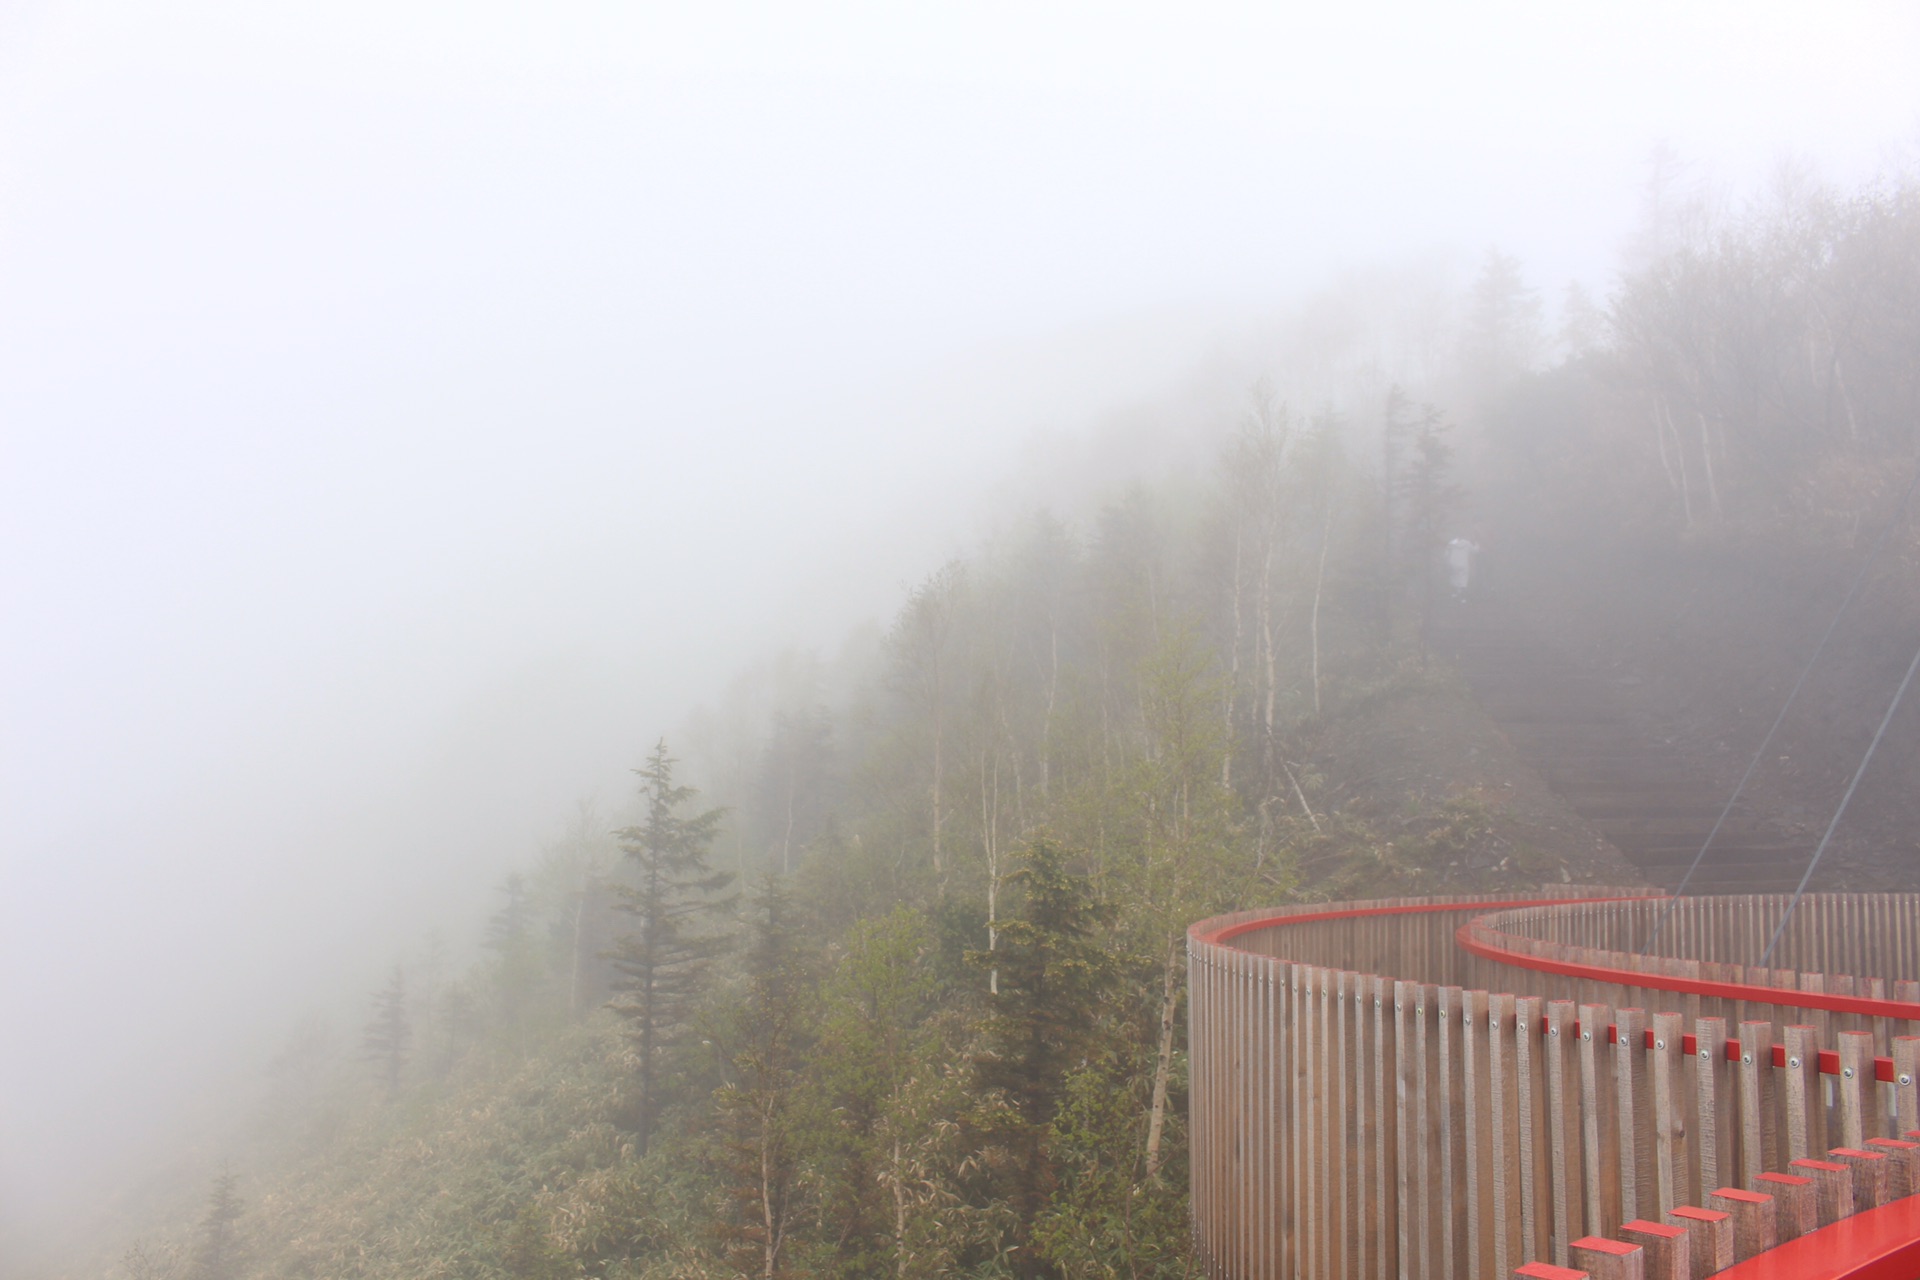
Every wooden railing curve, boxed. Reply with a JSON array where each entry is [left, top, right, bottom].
[[1188, 891, 1920, 1280]]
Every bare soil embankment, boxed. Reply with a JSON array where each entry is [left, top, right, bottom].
[[1441, 528, 1920, 893], [1302, 671, 1646, 896]]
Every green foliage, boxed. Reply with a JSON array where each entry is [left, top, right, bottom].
[[710, 877, 811, 1279], [123, 366, 1518, 1280], [1034, 1053, 1189, 1279], [971, 834, 1118, 1276], [789, 906, 939, 1276], [609, 739, 733, 1154]]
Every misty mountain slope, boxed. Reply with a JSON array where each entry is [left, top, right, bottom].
[[65, 167, 1920, 1280], [1434, 593, 1805, 892], [1307, 674, 1644, 894], [1454, 175, 1920, 896], [89, 402, 1595, 1280]]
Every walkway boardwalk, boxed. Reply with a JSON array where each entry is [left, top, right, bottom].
[[1188, 890, 1920, 1280]]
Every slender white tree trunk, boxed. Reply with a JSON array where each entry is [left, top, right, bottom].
[[1311, 497, 1335, 716], [1144, 936, 1182, 1179], [1224, 525, 1243, 789]]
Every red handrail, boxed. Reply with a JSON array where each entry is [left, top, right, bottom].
[[1705, 1192, 1920, 1280], [1457, 918, 1920, 1022], [1192, 894, 1661, 948]]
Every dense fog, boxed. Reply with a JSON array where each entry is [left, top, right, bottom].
[[3, 4, 1918, 1275]]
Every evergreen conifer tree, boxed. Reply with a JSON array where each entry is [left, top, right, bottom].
[[713, 875, 808, 1280], [483, 872, 542, 1028], [971, 834, 1115, 1277], [610, 739, 732, 1154], [361, 964, 411, 1097], [184, 1168, 244, 1280]]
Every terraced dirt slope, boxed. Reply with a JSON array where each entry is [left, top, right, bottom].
[[1433, 593, 1813, 894]]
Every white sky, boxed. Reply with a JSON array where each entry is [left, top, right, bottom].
[[3, 1, 1917, 1264]]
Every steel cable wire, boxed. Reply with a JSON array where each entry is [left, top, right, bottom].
[[1640, 461, 1920, 955], [1762, 635, 1920, 967]]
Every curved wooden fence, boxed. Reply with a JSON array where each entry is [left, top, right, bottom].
[[1188, 891, 1920, 1280]]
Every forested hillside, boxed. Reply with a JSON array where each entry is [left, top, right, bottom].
[[107, 171, 1920, 1280]]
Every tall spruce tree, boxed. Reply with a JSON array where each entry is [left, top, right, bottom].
[[482, 872, 541, 1029], [971, 833, 1115, 1278], [610, 739, 732, 1154], [185, 1168, 244, 1280], [361, 964, 411, 1098], [713, 876, 808, 1280]]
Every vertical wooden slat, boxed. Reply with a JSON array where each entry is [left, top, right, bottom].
[[1787, 1157, 1853, 1226], [1619, 1220, 1688, 1280], [1546, 1000, 1583, 1263], [1665, 1204, 1732, 1280], [1464, 989, 1493, 1280], [1440, 986, 1469, 1280], [1783, 1024, 1819, 1162], [1517, 995, 1551, 1268], [1864, 1136, 1920, 1198], [1246, 947, 1260, 1278], [1570, 1236, 1645, 1280], [1736, 1020, 1772, 1187], [1259, 957, 1274, 1280], [1320, 966, 1338, 1280], [1489, 991, 1524, 1279], [1333, 970, 1351, 1280], [1889, 1043, 1920, 1143], [1650, 1012, 1686, 1215], [1189, 944, 1205, 1270], [1580, 1002, 1618, 1235], [1708, 1187, 1776, 1262], [1374, 975, 1399, 1280], [1305, 971, 1320, 1280], [1418, 984, 1442, 1280], [1694, 1018, 1729, 1199], [1828, 1147, 1889, 1212], [1615, 1008, 1649, 1223], [1395, 980, 1417, 1280], [1837, 1031, 1873, 1148], [1755, 1172, 1815, 1242]]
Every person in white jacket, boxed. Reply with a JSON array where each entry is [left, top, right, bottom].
[[1446, 536, 1479, 602]]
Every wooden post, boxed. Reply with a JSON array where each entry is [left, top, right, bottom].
[[1417, 983, 1443, 1280], [1787, 1158, 1853, 1226], [1333, 969, 1353, 1280], [1863, 1136, 1920, 1199], [1893, 1038, 1920, 1138], [1754, 1172, 1814, 1242], [1693, 1018, 1729, 1199], [1441, 986, 1472, 1280], [1783, 1025, 1820, 1162], [1837, 1031, 1874, 1149], [1707, 1187, 1775, 1262], [1394, 979, 1419, 1280], [1570, 1236, 1645, 1280], [1465, 990, 1494, 1280], [1373, 974, 1399, 1280], [1546, 1000, 1584, 1261], [1619, 1219, 1689, 1280], [1828, 1147, 1890, 1211], [1651, 1013, 1686, 1214], [1616, 1009, 1650, 1222], [1580, 1003, 1619, 1235], [1664, 1205, 1732, 1280], [1735, 1021, 1774, 1185], [1490, 991, 1525, 1279], [1515, 1265, 1590, 1280]]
